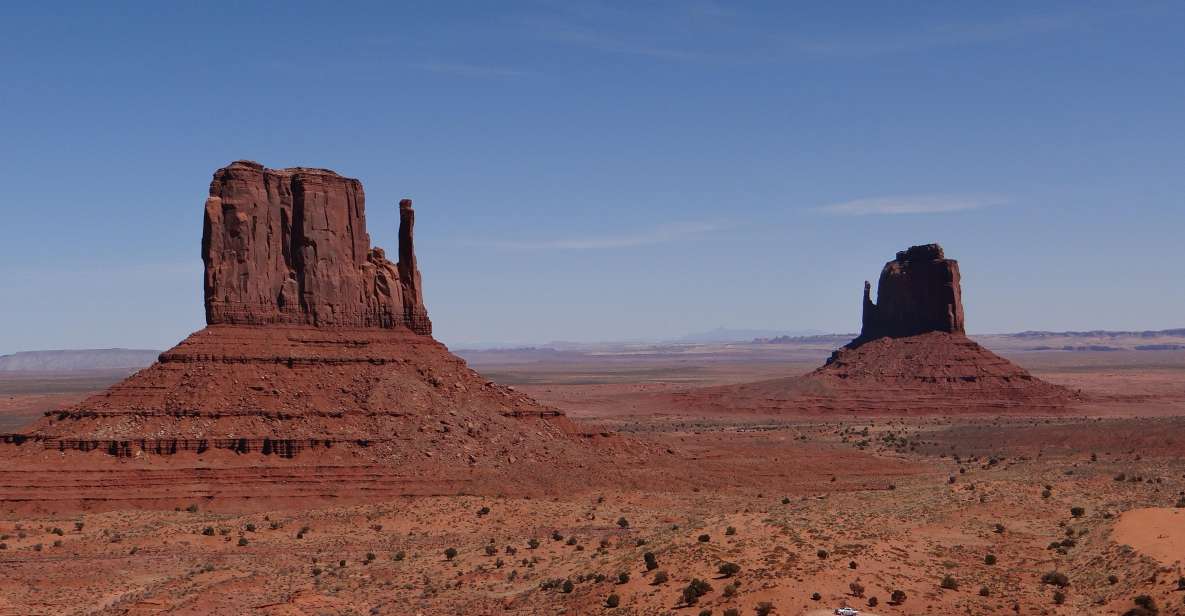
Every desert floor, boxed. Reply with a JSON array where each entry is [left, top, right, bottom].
[[1, 350, 1184, 615]]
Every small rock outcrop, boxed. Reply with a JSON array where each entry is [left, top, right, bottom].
[[203, 161, 431, 334], [858, 243, 964, 343]]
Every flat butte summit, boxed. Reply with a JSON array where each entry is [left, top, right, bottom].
[[669, 244, 1078, 415], [0, 161, 655, 510]]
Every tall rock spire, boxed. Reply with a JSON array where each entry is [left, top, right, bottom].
[[858, 243, 965, 343], [201, 161, 431, 334]]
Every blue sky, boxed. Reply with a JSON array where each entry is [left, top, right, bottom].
[[1, 1, 1182, 353]]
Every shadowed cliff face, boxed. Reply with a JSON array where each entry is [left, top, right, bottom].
[[201, 161, 431, 334], [858, 243, 964, 344]]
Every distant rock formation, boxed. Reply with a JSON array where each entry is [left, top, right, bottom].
[[0, 349, 160, 373], [666, 243, 1077, 416], [858, 243, 963, 343], [203, 161, 431, 334]]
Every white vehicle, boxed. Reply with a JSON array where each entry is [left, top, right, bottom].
[[834, 608, 860, 616]]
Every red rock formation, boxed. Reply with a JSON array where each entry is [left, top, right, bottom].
[[0, 162, 648, 511], [859, 243, 964, 343], [664, 244, 1077, 416], [203, 161, 431, 334]]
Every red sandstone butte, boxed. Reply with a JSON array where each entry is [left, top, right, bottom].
[[859, 243, 964, 342], [666, 243, 1077, 416], [0, 162, 643, 509], [203, 161, 430, 334]]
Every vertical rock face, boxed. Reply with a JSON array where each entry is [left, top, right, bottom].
[[858, 243, 964, 342], [202, 161, 431, 334]]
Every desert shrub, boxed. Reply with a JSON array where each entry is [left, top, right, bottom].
[[562, 579, 574, 593], [644, 551, 658, 570], [1042, 489, 1052, 498], [567, 536, 578, 546], [723, 583, 736, 597], [698, 610, 712, 616], [185, 504, 199, 513], [74, 522, 84, 532], [1114, 473, 1126, 481], [1070, 506, 1085, 518], [816, 549, 828, 559], [444, 547, 458, 560], [617, 571, 630, 584], [528, 538, 540, 549], [849, 581, 865, 597], [652, 570, 669, 585], [979, 586, 990, 596], [755, 602, 775, 616], [994, 523, 1005, 534], [890, 589, 907, 604], [1041, 571, 1070, 588], [1175, 497, 1185, 508], [867, 596, 878, 607], [393, 550, 406, 561], [723, 610, 740, 616], [51, 527, 64, 536], [244, 523, 255, 532], [505, 545, 517, 555], [616, 517, 629, 529], [365, 552, 376, 562], [725, 526, 737, 536], [1053, 590, 1066, 604], [477, 506, 490, 516], [781, 497, 790, 504], [698, 534, 711, 543], [718, 562, 741, 577], [984, 554, 997, 565], [682, 578, 713, 605], [0, 544, 6, 550], [940, 574, 958, 590], [201, 526, 215, 536], [811, 592, 822, 601], [485, 544, 497, 556], [1177, 577, 1185, 590], [311, 567, 321, 576], [552, 530, 564, 541], [605, 593, 620, 608], [237, 537, 248, 547], [1108, 574, 1119, 584]]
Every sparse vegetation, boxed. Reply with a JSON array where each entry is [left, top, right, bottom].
[[681, 578, 713, 605], [940, 574, 958, 590]]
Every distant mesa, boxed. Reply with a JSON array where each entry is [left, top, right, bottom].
[[669, 243, 1078, 415]]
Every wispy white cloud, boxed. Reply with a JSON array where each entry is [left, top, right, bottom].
[[475, 221, 721, 250], [791, 14, 1079, 56], [408, 61, 531, 78], [818, 195, 1007, 216]]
